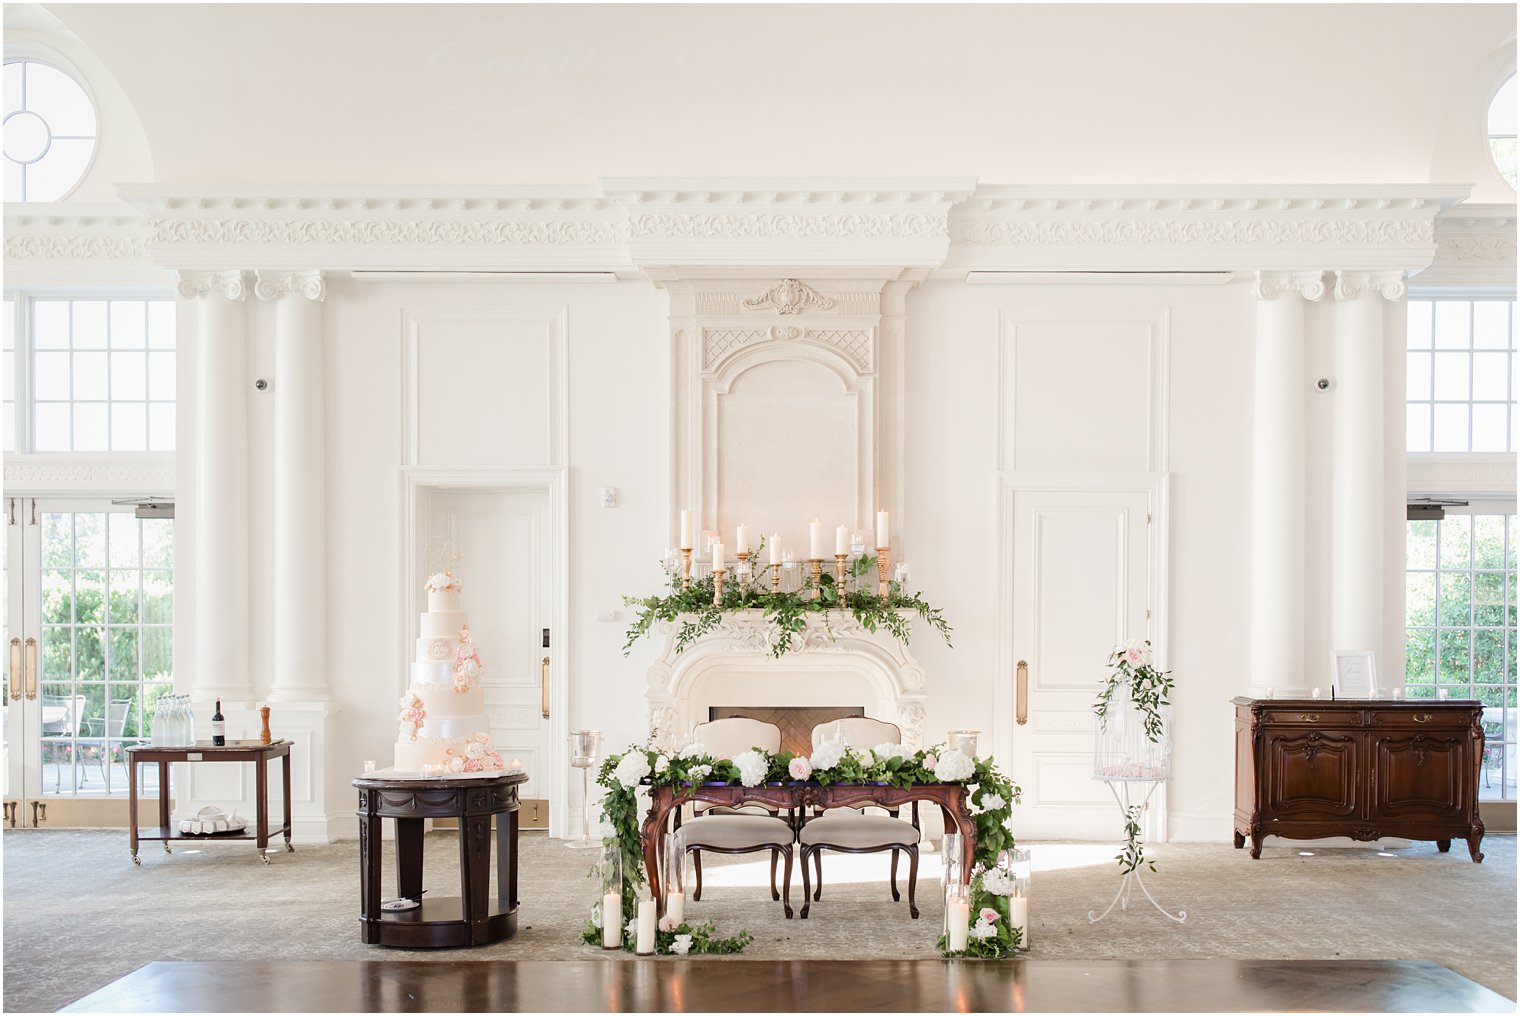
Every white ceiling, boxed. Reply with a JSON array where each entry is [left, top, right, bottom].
[[32, 3, 1518, 188]]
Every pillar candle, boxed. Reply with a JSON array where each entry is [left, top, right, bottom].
[[711, 542, 723, 568], [635, 899, 656, 954], [948, 899, 970, 951], [769, 535, 781, 565], [679, 511, 693, 549], [666, 890, 685, 925], [835, 524, 849, 555], [1008, 896, 1029, 947], [876, 509, 889, 548], [1311, 687, 1322, 700], [602, 893, 622, 948], [735, 523, 749, 554], [809, 519, 824, 559]]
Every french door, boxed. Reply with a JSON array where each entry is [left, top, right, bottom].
[[4, 498, 173, 826]]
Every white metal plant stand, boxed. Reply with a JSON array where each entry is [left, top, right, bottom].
[[1089, 690, 1186, 924]]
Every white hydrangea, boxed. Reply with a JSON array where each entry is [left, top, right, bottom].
[[873, 742, 905, 763], [978, 792, 1006, 813], [613, 751, 652, 789], [933, 748, 975, 782], [690, 764, 713, 780], [654, 754, 671, 773], [981, 869, 1014, 897], [594, 810, 618, 840], [670, 933, 694, 955], [809, 737, 847, 772], [733, 749, 769, 787], [679, 742, 707, 760], [970, 919, 998, 940]]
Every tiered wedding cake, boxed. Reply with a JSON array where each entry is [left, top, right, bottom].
[[395, 569, 506, 773]]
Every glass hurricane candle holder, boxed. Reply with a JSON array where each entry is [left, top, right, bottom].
[[949, 730, 980, 758], [1004, 847, 1032, 950], [945, 883, 971, 952], [941, 832, 964, 937], [600, 843, 624, 949], [663, 830, 687, 926]]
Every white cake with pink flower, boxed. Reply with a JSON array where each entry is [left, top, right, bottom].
[[394, 570, 506, 773]]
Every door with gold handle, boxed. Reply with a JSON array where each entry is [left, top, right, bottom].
[[23, 638, 37, 701], [8, 638, 20, 702], [1016, 660, 1029, 725], [540, 656, 551, 719]]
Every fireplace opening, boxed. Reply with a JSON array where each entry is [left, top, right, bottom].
[[710, 706, 865, 758]]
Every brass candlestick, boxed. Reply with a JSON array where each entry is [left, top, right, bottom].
[[712, 568, 726, 606], [736, 550, 750, 582], [808, 559, 823, 600], [834, 553, 848, 585], [771, 563, 780, 594], [877, 547, 890, 598], [680, 547, 693, 589]]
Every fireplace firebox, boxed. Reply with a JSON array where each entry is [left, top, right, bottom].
[[710, 706, 865, 758]]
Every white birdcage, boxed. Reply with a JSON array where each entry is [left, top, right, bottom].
[[1092, 684, 1172, 782]]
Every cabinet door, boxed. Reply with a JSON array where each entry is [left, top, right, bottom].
[[1372, 733, 1469, 821], [1266, 730, 1359, 819]]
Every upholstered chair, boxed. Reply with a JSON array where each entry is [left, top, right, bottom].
[[799, 717, 921, 918], [676, 717, 795, 917]]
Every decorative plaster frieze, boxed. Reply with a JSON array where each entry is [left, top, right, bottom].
[[4, 455, 175, 493], [2, 203, 167, 287], [1332, 270, 1406, 302], [1407, 455, 1517, 497], [177, 270, 251, 301], [253, 270, 326, 302], [1253, 270, 1326, 302], [1416, 203, 1517, 286], [743, 278, 835, 314]]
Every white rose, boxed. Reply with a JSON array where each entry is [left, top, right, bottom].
[[978, 792, 1006, 813], [691, 764, 713, 780], [809, 737, 846, 772], [626, 917, 639, 937], [679, 742, 706, 759], [670, 933, 693, 955], [733, 749, 769, 788], [593, 811, 618, 840], [933, 749, 975, 782], [873, 742, 904, 763], [970, 919, 997, 940], [459, 658, 480, 678], [446, 755, 466, 773], [655, 754, 671, 773], [466, 741, 486, 759], [613, 751, 652, 790], [398, 694, 413, 708]]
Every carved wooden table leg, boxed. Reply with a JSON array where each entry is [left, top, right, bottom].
[[358, 794, 382, 944], [1233, 830, 1246, 849], [1467, 821, 1485, 863], [395, 818, 424, 901], [460, 811, 492, 945], [128, 756, 140, 865]]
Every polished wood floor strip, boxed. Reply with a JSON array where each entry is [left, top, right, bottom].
[[61, 958, 1514, 1013]]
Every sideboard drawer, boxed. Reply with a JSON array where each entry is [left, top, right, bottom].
[[1369, 709, 1462, 729], [1261, 709, 1350, 727]]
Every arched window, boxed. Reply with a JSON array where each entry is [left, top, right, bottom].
[[3, 58, 98, 202], [1490, 74, 1516, 191]]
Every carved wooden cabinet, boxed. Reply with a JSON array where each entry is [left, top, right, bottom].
[[1232, 697, 1484, 862]]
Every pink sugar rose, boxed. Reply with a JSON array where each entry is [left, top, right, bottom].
[[789, 756, 813, 781], [980, 907, 1000, 924]]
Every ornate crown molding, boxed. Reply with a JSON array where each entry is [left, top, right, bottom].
[[1253, 270, 1326, 302], [1415, 203, 1517, 287], [254, 270, 326, 302], [1407, 454, 1517, 498], [1333, 270, 1407, 302], [4, 454, 175, 494], [2, 203, 167, 287]]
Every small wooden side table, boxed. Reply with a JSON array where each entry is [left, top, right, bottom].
[[126, 740, 293, 865], [353, 770, 528, 948]]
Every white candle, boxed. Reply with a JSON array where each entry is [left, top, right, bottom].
[[1265, 687, 1273, 700], [948, 900, 970, 951], [809, 518, 824, 559], [835, 524, 849, 556], [735, 523, 749, 554], [876, 509, 889, 549], [666, 890, 684, 925], [711, 542, 723, 569], [635, 899, 657, 954], [1311, 687, 1322, 700], [1008, 895, 1029, 947], [1392, 687, 1403, 700], [602, 893, 622, 948], [679, 511, 693, 549], [769, 535, 781, 565]]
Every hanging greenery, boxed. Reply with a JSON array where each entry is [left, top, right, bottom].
[[622, 549, 951, 658], [1093, 640, 1174, 875]]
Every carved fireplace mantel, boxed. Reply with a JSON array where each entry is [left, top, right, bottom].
[[644, 610, 929, 751]]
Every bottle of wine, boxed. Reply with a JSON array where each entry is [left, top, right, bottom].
[[211, 698, 226, 746]]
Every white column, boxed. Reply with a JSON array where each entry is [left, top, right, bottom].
[[256, 272, 330, 703], [1251, 271, 1323, 693], [178, 271, 253, 704], [1330, 271, 1405, 656]]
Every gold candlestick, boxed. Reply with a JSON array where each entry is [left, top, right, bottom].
[[834, 553, 848, 585], [771, 564, 780, 594], [877, 546, 890, 598], [712, 568, 726, 605], [736, 550, 750, 582], [808, 559, 823, 601], [680, 547, 693, 589]]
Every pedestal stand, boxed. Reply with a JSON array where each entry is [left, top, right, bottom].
[[567, 730, 602, 850], [1087, 778, 1185, 925]]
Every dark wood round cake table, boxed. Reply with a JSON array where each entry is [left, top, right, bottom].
[[353, 770, 527, 948]]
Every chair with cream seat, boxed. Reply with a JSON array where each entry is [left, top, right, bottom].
[[675, 717, 795, 917], [799, 717, 921, 919]]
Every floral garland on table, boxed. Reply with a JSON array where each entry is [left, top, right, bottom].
[[580, 737, 1022, 958], [622, 547, 951, 659], [1093, 639, 1174, 876]]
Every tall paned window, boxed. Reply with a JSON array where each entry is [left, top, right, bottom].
[[1406, 511, 1518, 800], [1406, 298, 1517, 453]]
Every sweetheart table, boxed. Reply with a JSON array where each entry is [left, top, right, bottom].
[[640, 781, 976, 912]]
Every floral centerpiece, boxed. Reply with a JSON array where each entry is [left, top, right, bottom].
[[1093, 639, 1174, 875], [622, 544, 951, 658], [582, 736, 1021, 958]]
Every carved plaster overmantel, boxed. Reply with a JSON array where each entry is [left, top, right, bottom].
[[644, 610, 929, 752]]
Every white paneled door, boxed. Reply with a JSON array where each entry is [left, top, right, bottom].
[[1009, 489, 1154, 839], [427, 488, 554, 827]]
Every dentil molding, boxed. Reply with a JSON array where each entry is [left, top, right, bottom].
[[3, 183, 1488, 278]]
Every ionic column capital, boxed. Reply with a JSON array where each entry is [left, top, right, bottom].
[[254, 270, 326, 303], [177, 270, 251, 301], [1332, 270, 1406, 302], [1253, 270, 1326, 302]]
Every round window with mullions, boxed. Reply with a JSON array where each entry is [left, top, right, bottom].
[[3, 59, 98, 202], [1490, 74, 1516, 192]]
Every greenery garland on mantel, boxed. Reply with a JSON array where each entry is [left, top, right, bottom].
[[582, 740, 1023, 958], [622, 551, 952, 658]]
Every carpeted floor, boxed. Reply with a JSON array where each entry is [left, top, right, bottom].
[[3, 829, 1515, 1013]]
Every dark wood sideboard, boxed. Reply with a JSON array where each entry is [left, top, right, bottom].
[[1232, 697, 1484, 862]]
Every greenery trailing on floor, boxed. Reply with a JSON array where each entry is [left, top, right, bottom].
[[621, 548, 952, 658], [1094, 640, 1174, 875], [583, 737, 1021, 958], [1117, 804, 1154, 876]]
